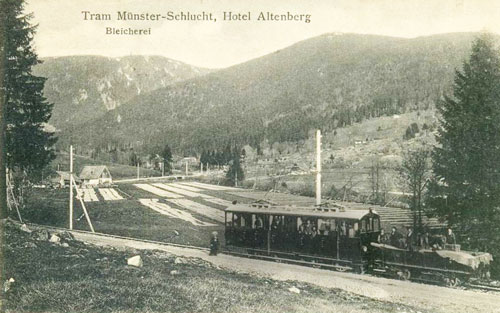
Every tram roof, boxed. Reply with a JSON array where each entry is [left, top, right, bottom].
[[225, 203, 379, 220]]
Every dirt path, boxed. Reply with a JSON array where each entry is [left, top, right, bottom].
[[71, 231, 500, 313]]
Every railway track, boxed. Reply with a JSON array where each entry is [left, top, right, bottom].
[[17, 221, 500, 294], [21, 221, 209, 252]]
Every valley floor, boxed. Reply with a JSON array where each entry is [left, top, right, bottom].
[[3, 220, 432, 313]]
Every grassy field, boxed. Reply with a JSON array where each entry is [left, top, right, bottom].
[[2, 220, 427, 313], [22, 186, 224, 247]]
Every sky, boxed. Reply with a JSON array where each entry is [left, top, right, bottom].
[[26, 0, 500, 68]]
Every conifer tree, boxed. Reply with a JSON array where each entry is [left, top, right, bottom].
[[161, 145, 173, 174], [1, 0, 56, 217], [428, 35, 500, 269], [225, 150, 244, 187]]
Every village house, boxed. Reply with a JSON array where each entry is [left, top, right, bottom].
[[51, 171, 81, 188], [79, 166, 113, 186]]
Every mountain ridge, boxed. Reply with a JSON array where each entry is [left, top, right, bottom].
[[34, 55, 212, 130], [48, 32, 495, 156]]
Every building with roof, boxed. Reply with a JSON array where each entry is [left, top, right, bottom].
[[79, 166, 112, 186], [50, 171, 81, 188]]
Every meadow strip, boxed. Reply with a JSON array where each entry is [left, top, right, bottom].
[[152, 183, 211, 198], [82, 188, 99, 202], [108, 188, 124, 200], [170, 183, 204, 192], [166, 198, 225, 223], [99, 188, 124, 200], [138, 199, 215, 226], [133, 184, 184, 198]]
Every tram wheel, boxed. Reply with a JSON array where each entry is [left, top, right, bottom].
[[445, 277, 460, 287], [397, 269, 411, 281], [335, 264, 348, 272]]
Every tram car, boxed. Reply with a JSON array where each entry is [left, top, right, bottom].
[[224, 200, 381, 273], [224, 200, 493, 286]]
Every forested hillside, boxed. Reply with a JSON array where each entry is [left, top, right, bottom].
[[53, 33, 489, 156], [34, 55, 211, 129]]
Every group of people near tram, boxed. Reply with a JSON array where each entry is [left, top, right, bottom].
[[378, 226, 457, 251]]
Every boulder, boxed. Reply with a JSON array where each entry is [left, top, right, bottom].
[[20, 224, 32, 233], [174, 257, 185, 264], [49, 234, 61, 243], [58, 231, 75, 241], [170, 270, 180, 275], [288, 286, 301, 294], [127, 255, 143, 268], [33, 230, 49, 241], [3, 278, 15, 293]]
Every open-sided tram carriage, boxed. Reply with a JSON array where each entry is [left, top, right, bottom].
[[224, 201, 381, 273], [223, 201, 493, 286]]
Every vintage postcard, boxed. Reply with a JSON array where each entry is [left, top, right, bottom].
[[1, 0, 500, 312]]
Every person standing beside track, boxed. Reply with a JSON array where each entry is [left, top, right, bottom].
[[209, 231, 220, 256]]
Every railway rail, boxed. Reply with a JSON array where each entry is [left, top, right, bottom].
[[17, 220, 500, 294]]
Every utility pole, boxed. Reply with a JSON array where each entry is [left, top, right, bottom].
[[161, 162, 165, 177], [69, 145, 74, 229], [185, 161, 188, 176], [315, 130, 322, 206], [0, 25, 7, 219], [136, 162, 139, 179]]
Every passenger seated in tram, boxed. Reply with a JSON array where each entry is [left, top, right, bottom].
[[444, 228, 456, 245], [304, 219, 314, 236], [418, 230, 430, 249], [406, 227, 417, 251], [310, 225, 319, 253], [389, 226, 403, 248], [254, 216, 263, 229], [297, 219, 306, 250], [377, 229, 389, 244]]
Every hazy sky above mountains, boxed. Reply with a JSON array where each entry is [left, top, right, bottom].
[[27, 0, 500, 68]]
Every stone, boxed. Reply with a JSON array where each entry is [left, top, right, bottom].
[[61, 242, 69, 248], [127, 255, 143, 267], [174, 257, 185, 264], [33, 230, 49, 241], [3, 278, 15, 293], [58, 231, 75, 241], [170, 270, 180, 275], [20, 224, 32, 233], [49, 234, 61, 243], [288, 286, 301, 294]]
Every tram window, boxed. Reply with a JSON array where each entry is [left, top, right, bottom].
[[284, 216, 296, 231], [297, 217, 304, 231], [348, 222, 357, 238], [361, 219, 367, 232], [253, 214, 264, 229], [233, 213, 251, 227], [338, 221, 347, 236], [373, 217, 380, 231], [330, 219, 336, 232], [226, 212, 233, 226], [318, 219, 331, 234], [241, 214, 251, 227]]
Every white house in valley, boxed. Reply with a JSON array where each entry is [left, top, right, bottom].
[[79, 166, 112, 186]]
